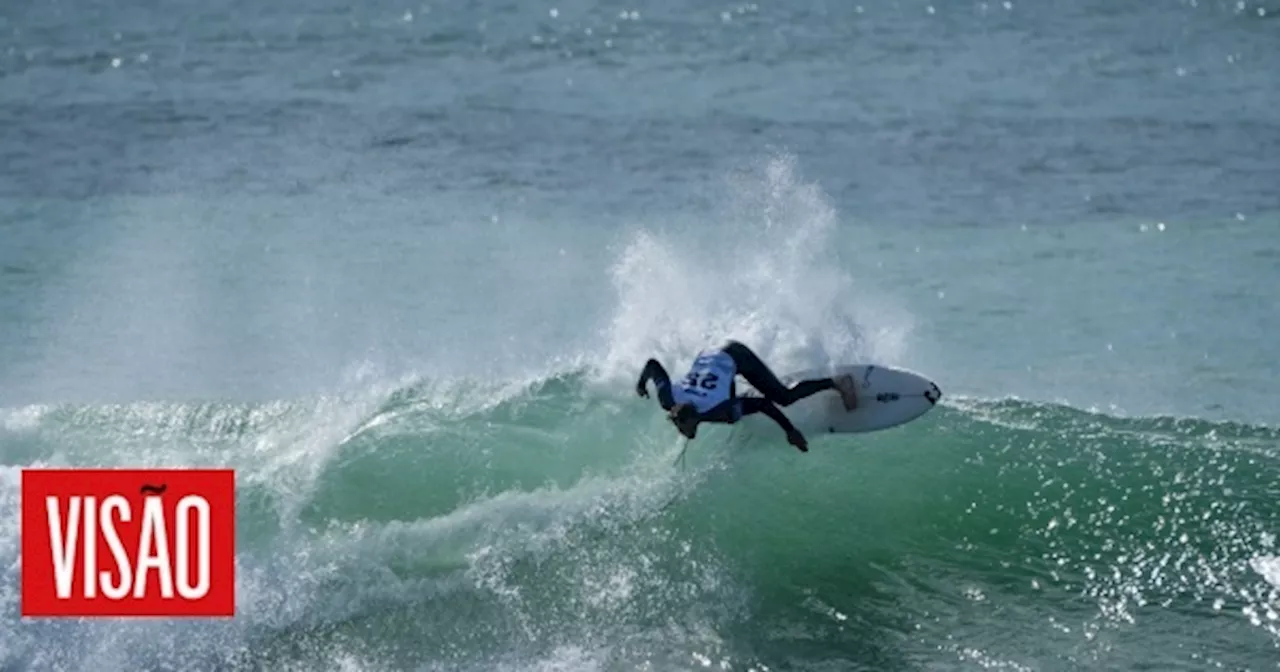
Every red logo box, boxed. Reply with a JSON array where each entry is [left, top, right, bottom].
[[21, 468, 235, 617]]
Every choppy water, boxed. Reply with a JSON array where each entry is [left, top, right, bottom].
[[2, 0, 1279, 670]]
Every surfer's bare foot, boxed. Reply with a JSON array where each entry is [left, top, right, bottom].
[[832, 374, 858, 410]]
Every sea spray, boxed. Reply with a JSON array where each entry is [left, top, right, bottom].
[[597, 153, 913, 385]]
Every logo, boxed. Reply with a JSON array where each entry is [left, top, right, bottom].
[[21, 468, 235, 617]]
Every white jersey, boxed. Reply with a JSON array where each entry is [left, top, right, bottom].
[[671, 349, 736, 413]]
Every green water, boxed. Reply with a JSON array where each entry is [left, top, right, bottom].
[[4, 372, 1277, 670]]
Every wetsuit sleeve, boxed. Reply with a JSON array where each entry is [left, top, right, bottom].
[[638, 359, 676, 410]]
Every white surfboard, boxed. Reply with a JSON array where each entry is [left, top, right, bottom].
[[741, 364, 942, 435]]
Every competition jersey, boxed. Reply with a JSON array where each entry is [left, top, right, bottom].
[[670, 349, 736, 413]]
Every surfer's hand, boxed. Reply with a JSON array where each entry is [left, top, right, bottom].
[[787, 430, 808, 452], [635, 382, 648, 398]]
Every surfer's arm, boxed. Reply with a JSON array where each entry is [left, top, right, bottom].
[[738, 397, 808, 452], [636, 358, 675, 409]]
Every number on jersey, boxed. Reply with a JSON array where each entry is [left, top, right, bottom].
[[681, 371, 720, 390]]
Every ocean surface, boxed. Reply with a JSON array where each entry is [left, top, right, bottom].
[[2, 0, 1279, 669]]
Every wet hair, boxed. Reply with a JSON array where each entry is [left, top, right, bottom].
[[668, 403, 698, 425]]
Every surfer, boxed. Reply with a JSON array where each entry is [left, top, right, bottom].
[[635, 340, 858, 452]]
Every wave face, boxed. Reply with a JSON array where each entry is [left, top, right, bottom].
[[3, 377, 1279, 671]]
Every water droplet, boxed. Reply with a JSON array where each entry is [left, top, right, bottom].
[[927, 5, 936, 13], [549, 8, 558, 18], [110, 57, 122, 68], [1156, 222, 1166, 231], [402, 10, 413, 21]]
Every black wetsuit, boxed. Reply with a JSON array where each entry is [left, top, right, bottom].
[[636, 340, 841, 443]]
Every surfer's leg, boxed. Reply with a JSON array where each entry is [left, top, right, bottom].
[[721, 340, 837, 406]]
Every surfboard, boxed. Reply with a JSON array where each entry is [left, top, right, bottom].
[[741, 364, 942, 435]]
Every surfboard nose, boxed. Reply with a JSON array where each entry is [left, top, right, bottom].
[[924, 383, 942, 405]]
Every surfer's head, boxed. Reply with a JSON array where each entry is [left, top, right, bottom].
[[668, 403, 700, 438]]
